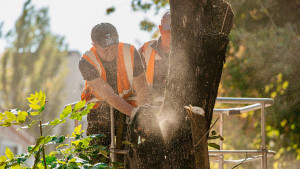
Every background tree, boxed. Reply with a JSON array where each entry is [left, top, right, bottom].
[[0, 0, 68, 121], [218, 0, 300, 168]]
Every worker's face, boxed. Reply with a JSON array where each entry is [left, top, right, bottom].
[[159, 25, 171, 51], [93, 42, 118, 61]]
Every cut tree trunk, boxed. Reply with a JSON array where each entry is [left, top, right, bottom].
[[127, 0, 233, 168], [161, 0, 233, 168]]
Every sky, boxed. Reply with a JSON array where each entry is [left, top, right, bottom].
[[0, 0, 168, 54]]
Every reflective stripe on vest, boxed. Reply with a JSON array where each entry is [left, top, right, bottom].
[[81, 42, 136, 107], [143, 41, 161, 84]]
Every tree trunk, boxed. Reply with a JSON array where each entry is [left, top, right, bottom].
[[161, 0, 233, 168]]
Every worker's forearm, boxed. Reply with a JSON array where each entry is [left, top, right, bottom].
[[87, 79, 134, 116], [104, 92, 133, 116]]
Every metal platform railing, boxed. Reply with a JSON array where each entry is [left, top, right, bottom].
[[68, 97, 275, 169], [212, 97, 275, 169]]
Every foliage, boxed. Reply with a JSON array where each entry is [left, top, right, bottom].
[[0, 0, 68, 120], [0, 91, 123, 168], [106, 7, 116, 15], [218, 0, 300, 168], [132, 0, 169, 37], [140, 19, 156, 32], [208, 130, 224, 150], [131, 0, 169, 14]]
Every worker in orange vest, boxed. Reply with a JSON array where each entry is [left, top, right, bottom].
[[78, 23, 151, 160], [138, 11, 171, 103], [131, 11, 171, 167]]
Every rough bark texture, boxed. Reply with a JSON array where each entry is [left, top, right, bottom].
[[127, 0, 233, 168], [126, 106, 166, 169], [161, 0, 233, 168]]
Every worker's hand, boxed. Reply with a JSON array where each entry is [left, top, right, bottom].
[[129, 105, 162, 138]]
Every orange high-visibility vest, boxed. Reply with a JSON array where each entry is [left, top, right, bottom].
[[81, 42, 137, 109], [142, 40, 162, 84]]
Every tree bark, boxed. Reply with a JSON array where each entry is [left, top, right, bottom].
[[161, 0, 233, 168], [127, 0, 233, 168]]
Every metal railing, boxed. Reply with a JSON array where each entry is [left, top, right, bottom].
[[211, 97, 275, 169], [68, 97, 275, 169]]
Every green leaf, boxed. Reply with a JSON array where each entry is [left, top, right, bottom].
[[99, 150, 109, 158], [282, 81, 289, 89], [49, 118, 65, 126], [5, 111, 16, 121], [72, 125, 83, 137], [208, 135, 221, 140], [140, 19, 156, 32], [45, 155, 57, 165], [70, 112, 82, 121], [60, 105, 72, 119], [280, 119, 287, 127], [17, 156, 27, 164], [211, 130, 217, 136], [208, 143, 220, 150], [28, 146, 33, 152], [48, 136, 65, 144], [271, 91, 277, 98], [27, 97, 38, 104], [34, 91, 39, 99], [0, 165, 6, 169], [1, 120, 12, 127], [80, 109, 89, 117], [74, 101, 86, 112], [37, 163, 44, 169], [42, 136, 55, 145], [29, 104, 41, 110], [11, 164, 21, 169], [49, 151, 58, 157], [30, 111, 40, 116], [40, 92, 46, 108], [291, 124, 295, 130], [81, 138, 91, 147], [38, 90, 43, 102], [68, 158, 76, 163], [39, 105, 45, 113], [0, 156, 7, 162], [86, 103, 95, 110], [83, 165, 91, 169], [16, 111, 28, 123], [79, 153, 89, 161], [106, 7, 115, 15], [57, 160, 66, 164], [0, 113, 5, 121], [30, 136, 51, 153], [18, 120, 37, 130], [5, 147, 14, 159], [56, 144, 69, 149]]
